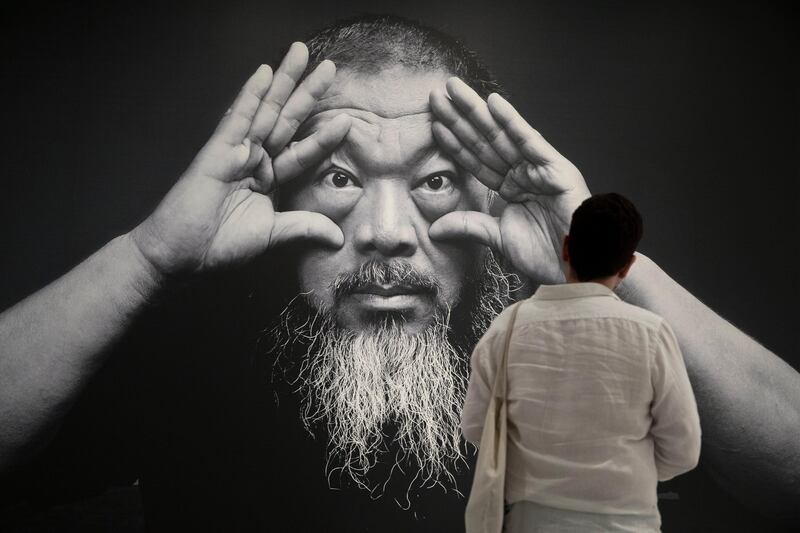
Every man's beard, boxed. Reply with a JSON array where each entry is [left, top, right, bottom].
[[265, 250, 517, 500]]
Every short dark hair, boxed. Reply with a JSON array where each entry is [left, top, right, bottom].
[[567, 193, 643, 282], [302, 14, 505, 99]]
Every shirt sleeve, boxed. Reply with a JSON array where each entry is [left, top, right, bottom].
[[649, 319, 702, 481]]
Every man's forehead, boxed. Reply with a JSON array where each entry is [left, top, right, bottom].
[[298, 67, 452, 167], [298, 67, 448, 133], [314, 66, 449, 118]]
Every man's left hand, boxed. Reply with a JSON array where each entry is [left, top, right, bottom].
[[429, 78, 591, 285]]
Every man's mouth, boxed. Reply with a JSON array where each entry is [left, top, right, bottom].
[[349, 284, 430, 311]]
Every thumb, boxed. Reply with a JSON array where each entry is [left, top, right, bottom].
[[429, 211, 502, 250], [271, 211, 345, 248]]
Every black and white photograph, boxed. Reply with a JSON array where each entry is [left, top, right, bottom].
[[1, 1, 797, 531]]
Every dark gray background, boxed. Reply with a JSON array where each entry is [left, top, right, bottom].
[[3, 1, 797, 365], [1, 1, 797, 530]]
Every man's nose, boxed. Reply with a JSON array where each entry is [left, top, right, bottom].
[[352, 183, 418, 258]]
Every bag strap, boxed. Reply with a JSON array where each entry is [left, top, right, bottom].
[[464, 301, 524, 533], [494, 302, 522, 399]]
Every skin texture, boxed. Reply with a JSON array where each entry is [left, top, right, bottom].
[[281, 67, 490, 334]]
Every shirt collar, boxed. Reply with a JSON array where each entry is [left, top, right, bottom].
[[533, 282, 621, 301]]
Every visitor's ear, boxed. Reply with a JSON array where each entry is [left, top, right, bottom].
[[561, 235, 570, 262], [618, 254, 637, 279]]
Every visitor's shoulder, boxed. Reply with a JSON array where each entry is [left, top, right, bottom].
[[496, 299, 526, 324], [481, 300, 526, 339], [607, 298, 665, 331]]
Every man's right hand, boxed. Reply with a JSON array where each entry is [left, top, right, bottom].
[[1, 43, 352, 465], [129, 42, 350, 279]]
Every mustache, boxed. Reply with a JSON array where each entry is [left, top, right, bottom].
[[330, 260, 442, 300]]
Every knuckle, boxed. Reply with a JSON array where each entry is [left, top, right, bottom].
[[469, 135, 487, 152], [522, 141, 542, 159], [274, 70, 296, 86], [263, 99, 283, 116], [285, 115, 302, 132], [486, 127, 504, 143], [248, 131, 266, 145], [242, 84, 265, 103], [275, 115, 301, 139], [455, 144, 472, 162], [468, 159, 484, 175], [290, 146, 307, 171]]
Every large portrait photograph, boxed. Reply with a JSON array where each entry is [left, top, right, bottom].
[[1, 1, 797, 531]]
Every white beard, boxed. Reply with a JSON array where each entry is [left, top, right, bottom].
[[267, 251, 517, 499]]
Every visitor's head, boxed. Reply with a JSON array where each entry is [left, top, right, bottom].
[[564, 192, 643, 283]]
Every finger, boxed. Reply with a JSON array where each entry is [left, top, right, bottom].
[[212, 64, 274, 146], [431, 121, 505, 190], [486, 93, 562, 164], [428, 211, 502, 251], [264, 59, 336, 155], [271, 211, 344, 248], [248, 42, 309, 146], [445, 77, 523, 166], [429, 87, 508, 174], [267, 113, 352, 189]]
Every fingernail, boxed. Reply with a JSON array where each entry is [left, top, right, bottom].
[[256, 64, 271, 78], [317, 59, 337, 76]]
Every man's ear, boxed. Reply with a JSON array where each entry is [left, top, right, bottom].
[[562, 235, 570, 262], [618, 254, 637, 279]]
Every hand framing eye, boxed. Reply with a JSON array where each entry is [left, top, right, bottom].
[[130, 42, 352, 276], [428, 77, 591, 285]]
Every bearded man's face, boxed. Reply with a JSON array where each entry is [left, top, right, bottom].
[[283, 67, 493, 333], [275, 66, 511, 494]]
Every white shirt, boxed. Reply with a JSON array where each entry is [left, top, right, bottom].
[[462, 282, 701, 518]]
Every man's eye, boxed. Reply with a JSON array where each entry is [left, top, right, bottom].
[[322, 170, 359, 189], [419, 173, 453, 192]]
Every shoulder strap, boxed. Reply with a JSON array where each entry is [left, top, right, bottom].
[[494, 301, 523, 399]]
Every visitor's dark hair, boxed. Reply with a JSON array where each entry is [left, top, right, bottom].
[[567, 193, 643, 282], [301, 14, 505, 99]]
